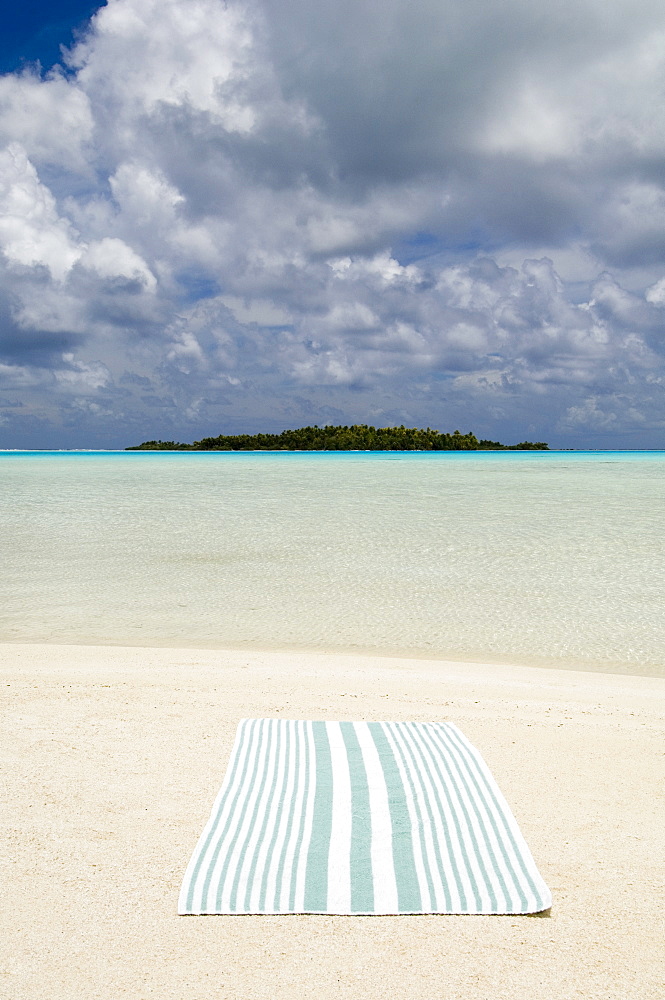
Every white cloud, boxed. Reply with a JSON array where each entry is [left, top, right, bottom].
[[330, 253, 420, 286], [481, 80, 574, 161], [220, 296, 291, 325], [0, 144, 156, 297], [646, 277, 665, 307], [71, 0, 261, 130], [0, 143, 81, 280], [109, 164, 184, 226], [54, 355, 111, 390], [0, 69, 93, 171], [80, 237, 156, 291], [0, 0, 665, 447], [166, 330, 207, 373]]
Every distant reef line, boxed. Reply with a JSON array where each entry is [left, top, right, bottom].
[[126, 425, 549, 451]]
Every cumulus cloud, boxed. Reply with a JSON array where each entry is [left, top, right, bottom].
[[0, 68, 93, 171], [0, 0, 664, 447], [80, 237, 156, 290], [0, 143, 81, 280]]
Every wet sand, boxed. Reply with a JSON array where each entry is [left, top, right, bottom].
[[2, 643, 663, 999]]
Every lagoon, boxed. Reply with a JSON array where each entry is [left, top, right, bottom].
[[1, 450, 663, 675]]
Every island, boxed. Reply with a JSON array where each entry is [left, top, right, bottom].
[[126, 425, 549, 451]]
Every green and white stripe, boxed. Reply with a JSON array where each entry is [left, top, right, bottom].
[[179, 719, 551, 915]]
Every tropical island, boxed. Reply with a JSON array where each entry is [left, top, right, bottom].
[[126, 425, 549, 451]]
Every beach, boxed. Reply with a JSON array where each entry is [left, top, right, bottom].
[[2, 643, 663, 999]]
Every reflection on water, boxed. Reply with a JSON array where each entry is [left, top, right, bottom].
[[1, 451, 664, 675]]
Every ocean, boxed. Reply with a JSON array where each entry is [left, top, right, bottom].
[[1, 450, 663, 676]]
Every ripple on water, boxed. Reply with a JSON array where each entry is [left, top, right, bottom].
[[1, 451, 664, 675]]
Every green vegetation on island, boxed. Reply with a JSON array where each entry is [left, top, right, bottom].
[[126, 425, 549, 451]]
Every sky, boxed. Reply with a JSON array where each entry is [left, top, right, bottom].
[[0, 0, 664, 448]]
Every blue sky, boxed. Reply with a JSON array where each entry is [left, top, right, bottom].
[[0, 2, 100, 74], [1, 0, 664, 448]]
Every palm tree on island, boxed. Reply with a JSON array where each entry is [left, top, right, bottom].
[[126, 424, 549, 451]]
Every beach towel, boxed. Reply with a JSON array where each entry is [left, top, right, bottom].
[[179, 719, 551, 915]]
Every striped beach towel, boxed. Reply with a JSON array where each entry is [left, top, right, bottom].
[[179, 719, 551, 915]]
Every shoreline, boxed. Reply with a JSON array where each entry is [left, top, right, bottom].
[[3, 643, 664, 999], [1, 636, 660, 679]]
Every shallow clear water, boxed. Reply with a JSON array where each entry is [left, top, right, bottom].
[[1, 451, 664, 675]]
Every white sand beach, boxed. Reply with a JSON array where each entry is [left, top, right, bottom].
[[2, 643, 664, 999]]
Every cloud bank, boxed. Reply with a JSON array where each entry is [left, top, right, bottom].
[[0, 0, 664, 447]]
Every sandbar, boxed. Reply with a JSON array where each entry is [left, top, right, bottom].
[[1, 643, 663, 999]]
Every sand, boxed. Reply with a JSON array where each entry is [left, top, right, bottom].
[[1, 643, 664, 1000]]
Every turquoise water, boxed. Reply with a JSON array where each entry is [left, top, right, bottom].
[[1, 451, 664, 675]]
